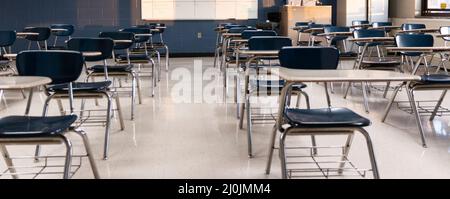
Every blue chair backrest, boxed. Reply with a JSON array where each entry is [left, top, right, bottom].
[[402, 23, 426, 31], [309, 23, 331, 28], [50, 24, 75, 37], [248, 36, 292, 51], [279, 47, 339, 70], [325, 26, 350, 33], [372, 22, 392, 28], [352, 20, 370, 30], [67, 38, 114, 62], [295, 22, 311, 27], [0, 30, 16, 47], [354, 29, 385, 38], [23, 27, 51, 41], [440, 26, 450, 42], [99, 31, 134, 50], [120, 28, 151, 43], [402, 24, 426, 34], [241, 30, 277, 39], [396, 34, 434, 48], [353, 20, 370, 25], [16, 50, 83, 84], [353, 29, 385, 46], [324, 26, 350, 43]]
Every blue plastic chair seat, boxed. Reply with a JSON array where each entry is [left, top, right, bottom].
[[0, 115, 77, 138], [284, 108, 371, 128], [91, 65, 133, 72], [420, 74, 450, 84], [401, 52, 422, 57], [47, 81, 112, 92]]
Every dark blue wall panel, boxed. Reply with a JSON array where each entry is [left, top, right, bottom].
[[0, 0, 334, 53]]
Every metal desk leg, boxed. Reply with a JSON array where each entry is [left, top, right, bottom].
[[362, 82, 370, 113], [407, 88, 428, 148], [430, 90, 448, 121], [24, 88, 34, 115]]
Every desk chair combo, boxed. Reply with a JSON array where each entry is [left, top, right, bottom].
[[372, 22, 395, 36], [294, 22, 313, 46], [0, 50, 99, 179], [0, 30, 17, 73], [266, 47, 379, 179], [436, 26, 450, 72], [220, 26, 256, 71], [383, 34, 450, 148], [344, 29, 401, 112], [120, 27, 159, 83], [65, 37, 125, 160], [147, 23, 170, 71], [238, 36, 311, 157], [306, 23, 331, 46], [98, 31, 144, 119], [49, 24, 75, 50], [23, 27, 51, 50], [323, 26, 351, 54], [402, 23, 426, 33]]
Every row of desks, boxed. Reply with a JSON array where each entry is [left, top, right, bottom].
[[231, 35, 450, 157]]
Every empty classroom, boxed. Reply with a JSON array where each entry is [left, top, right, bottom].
[[1, 0, 450, 182]]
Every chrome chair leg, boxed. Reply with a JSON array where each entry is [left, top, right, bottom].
[[279, 132, 289, 179], [79, 99, 86, 119], [344, 82, 352, 99], [131, 73, 136, 120], [383, 82, 391, 98], [164, 45, 170, 71], [115, 94, 125, 131], [151, 59, 156, 97], [214, 47, 219, 68], [73, 128, 100, 179], [362, 82, 370, 113], [430, 90, 448, 121], [246, 95, 253, 158], [60, 135, 73, 179], [239, 96, 246, 130], [102, 92, 113, 160], [324, 82, 332, 107], [265, 125, 278, 175], [35, 94, 57, 161], [357, 128, 380, 179], [235, 75, 240, 119], [407, 88, 427, 148], [338, 133, 355, 174], [156, 51, 161, 81], [136, 75, 143, 104]]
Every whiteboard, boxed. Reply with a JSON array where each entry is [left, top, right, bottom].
[[141, 0, 258, 20]]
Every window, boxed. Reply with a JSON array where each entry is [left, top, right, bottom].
[[422, 0, 450, 16]]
